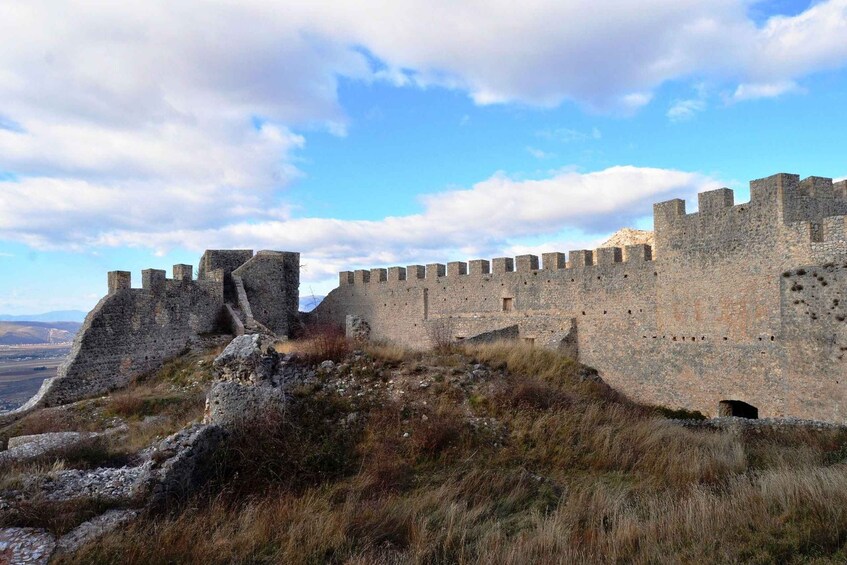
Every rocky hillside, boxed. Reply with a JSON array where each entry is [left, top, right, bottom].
[[0, 322, 81, 345], [1, 333, 847, 563], [601, 227, 654, 250]]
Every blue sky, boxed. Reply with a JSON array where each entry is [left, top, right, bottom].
[[1, 0, 847, 314]]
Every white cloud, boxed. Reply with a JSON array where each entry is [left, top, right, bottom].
[[731, 80, 801, 101], [751, 0, 847, 81], [0, 0, 845, 279], [667, 98, 707, 121], [56, 165, 716, 288]]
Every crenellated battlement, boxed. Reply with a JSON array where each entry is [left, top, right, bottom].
[[338, 244, 654, 285], [655, 174, 847, 238], [107, 264, 221, 295]]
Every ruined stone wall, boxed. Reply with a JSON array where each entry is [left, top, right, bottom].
[[0, 249, 301, 425], [34, 267, 225, 407], [315, 173, 847, 421], [232, 251, 300, 337], [316, 245, 658, 385]]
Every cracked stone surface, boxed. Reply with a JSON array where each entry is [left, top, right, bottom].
[[0, 432, 97, 465], [0, 527, 55, 565], [54, 509, 138, 556], [212, 333, 279, 384], [204, 381, 286, 428], [22, 463, 152, 503]]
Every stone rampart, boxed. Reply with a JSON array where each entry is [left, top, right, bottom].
[[315, 173, 847, 421], [16, 266, 225, 413]]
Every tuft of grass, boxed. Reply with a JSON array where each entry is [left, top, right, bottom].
[[462, 340, 579, 382], [362, 342, 417, 365], [0, 496, 122, 537], [276, 322, 352, 363]]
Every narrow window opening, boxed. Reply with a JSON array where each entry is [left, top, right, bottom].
[[502, 297, 514, 312]]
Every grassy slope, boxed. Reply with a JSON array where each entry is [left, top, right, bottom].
[[56, 340, 847, 565]]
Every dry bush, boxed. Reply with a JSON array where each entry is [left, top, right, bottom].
[[494, 379, 573, 412], [462, 340, 579, 381], [284, 321, 351, 363], [0, 496, 120, 536], [409, 409, 464, 460], [67, 463, 847, 564], [362, 342, 415, 365], [0, 437, 133, 489], [211, 394, 359, 496], [426, 317, 455, 352], [105, 388, 202, 421]]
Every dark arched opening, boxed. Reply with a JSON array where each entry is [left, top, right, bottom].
[[718, 400, 758, 419]]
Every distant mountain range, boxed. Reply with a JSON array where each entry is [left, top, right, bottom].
[[299, 295, 324, 312], [0, 310, 88, 323], [0, 298, 323, 326], [0, 321, 82, 345]]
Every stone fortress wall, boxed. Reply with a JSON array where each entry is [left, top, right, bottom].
[[315, 173, 847, 421], [0, 250, 300, 425]]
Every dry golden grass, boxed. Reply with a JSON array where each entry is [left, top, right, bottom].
[[51, 341, 847, 563], [275, 322, 351, 362], [362, 342, 416, 364]]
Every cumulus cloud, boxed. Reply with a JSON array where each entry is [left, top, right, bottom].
[[0, 0, 845, 286], [57, 165, 716, 287]]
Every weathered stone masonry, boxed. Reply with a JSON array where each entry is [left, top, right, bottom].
[[1, 250, 299, 424], [315, 173, 847, 421]]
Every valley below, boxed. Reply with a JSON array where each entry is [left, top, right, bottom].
[[0, 344, 71, 411]]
